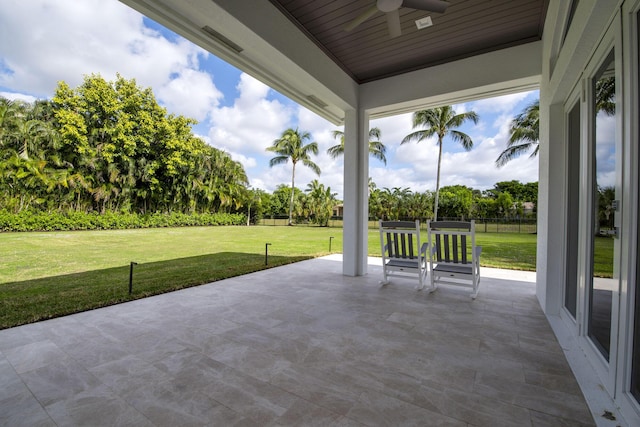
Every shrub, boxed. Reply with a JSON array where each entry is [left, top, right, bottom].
[[0, 211, 246, 232]]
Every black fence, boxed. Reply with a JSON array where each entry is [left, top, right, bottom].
[[257, 215, 537, 234]]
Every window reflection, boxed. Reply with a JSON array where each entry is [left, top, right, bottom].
[[589, 51, 616, 361]]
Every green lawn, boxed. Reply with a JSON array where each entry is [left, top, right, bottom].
[[0, 226, 611, 329]]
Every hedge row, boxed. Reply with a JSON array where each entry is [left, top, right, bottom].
[[0, 211, 246, 232]]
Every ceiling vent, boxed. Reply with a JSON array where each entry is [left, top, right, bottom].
[[415, 16, 433, 30], [201, 26, 243, 53]]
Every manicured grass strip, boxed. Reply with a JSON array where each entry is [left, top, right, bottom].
[[0, 226, 342, 284], [592, 236, 614, 278], [0, 252, 308, 329], [474, 233, 537, 271], [0, 226, 339, 329], [0, 225, 613, 329]]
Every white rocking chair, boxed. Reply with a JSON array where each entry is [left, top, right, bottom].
[[379, 220, 431, 291], [427, 220, 482, 299]]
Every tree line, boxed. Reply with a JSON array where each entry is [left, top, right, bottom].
[[247, 179, 538, 224], [368, 181, 538, 221], [0, 74, 248, 215], [1, 72, 548, 228]]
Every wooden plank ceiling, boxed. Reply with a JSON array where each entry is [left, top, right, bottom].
[[269, 0, 548, 83]]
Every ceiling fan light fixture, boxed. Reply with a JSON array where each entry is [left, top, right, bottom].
[[415, 16, 433, 30], [377, 0, 403, 13]]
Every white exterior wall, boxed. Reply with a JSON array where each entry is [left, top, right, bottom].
[[539, 1, 640, 425]]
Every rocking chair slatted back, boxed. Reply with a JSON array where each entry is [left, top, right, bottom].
[[379, 220, 430, 291]]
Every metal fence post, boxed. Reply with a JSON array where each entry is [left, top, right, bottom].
[[129, 262, 138, 295], [265, 243, 272, 265]]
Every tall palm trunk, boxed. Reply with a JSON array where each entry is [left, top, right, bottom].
[[288, 162, 296, 226], [434, 136, 443, 220]]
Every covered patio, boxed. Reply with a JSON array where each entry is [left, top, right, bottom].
[[1, 256, 594, 426]]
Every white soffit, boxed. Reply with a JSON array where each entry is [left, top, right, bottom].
[[361, 41, 542, 119]]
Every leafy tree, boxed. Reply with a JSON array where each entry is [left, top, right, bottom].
[[485, 180, 537, 214], [269, 184, 303, 216], [496, 192, 514, 218], [438, 185, 473, 219], [401, 106, 479, 220], [491, 181, 526, 200], [266, 128, 320, 225], [305, 179, 337, 226], [368, 185, 433, 222], [523, 181, 538, 207], [472, 197, 498, 218], [402, 190, 433, 220], [0, 75, 249, 215], [328, 127, 387, 165], [244, 188, 266, 225]]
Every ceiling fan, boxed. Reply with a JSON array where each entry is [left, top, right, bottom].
[[345, 0, 450, 38]]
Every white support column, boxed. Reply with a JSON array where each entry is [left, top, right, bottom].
[[537, 101, 566, 314], [343, 109, 370, 276]]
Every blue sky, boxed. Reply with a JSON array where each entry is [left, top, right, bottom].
[[0, 0, 539, 199]]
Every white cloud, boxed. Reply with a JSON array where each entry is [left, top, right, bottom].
[[227, 151, 258, 169], [0, 0, 220, 118], [208, 73, 293, 155], [155, 69, 222, 122], [0, 91, 36, 103]]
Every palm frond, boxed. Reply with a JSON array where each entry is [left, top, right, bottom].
[[449, 130, 474, 150], [401, 129, 435, 144], [269, 156, 289, 167], [496, 99, 540, 167], [327, 143, 344, 159], [302, 158, 321, 175], [495, 141, 537, 167]]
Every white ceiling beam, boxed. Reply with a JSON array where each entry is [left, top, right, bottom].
[[361, 41, 542, 119]]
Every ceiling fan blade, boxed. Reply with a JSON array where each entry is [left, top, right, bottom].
[[402, 0, 450, 13], [386, 9, 401, 38], [344, 5, 379, 32]]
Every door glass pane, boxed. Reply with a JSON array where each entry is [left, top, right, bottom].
[[565, 102, 580, 318], [588, 50, 616, 361]]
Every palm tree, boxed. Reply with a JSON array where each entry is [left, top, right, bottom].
[[327, 127, 387, 165], [401, 106, 479, 220], [305, 179, 337, 226], [497, 87, 615, 168], [495, 100, 539, 168], [267, 128, 321, 225], [0, 99, 22, 147]]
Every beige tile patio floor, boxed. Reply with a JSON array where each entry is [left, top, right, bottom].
[[0, 255, 594, 426]]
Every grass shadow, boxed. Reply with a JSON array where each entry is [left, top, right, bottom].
[[0, 252, 311, 329]]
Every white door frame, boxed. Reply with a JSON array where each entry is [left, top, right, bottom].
[[576, 14, 622, 397]]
